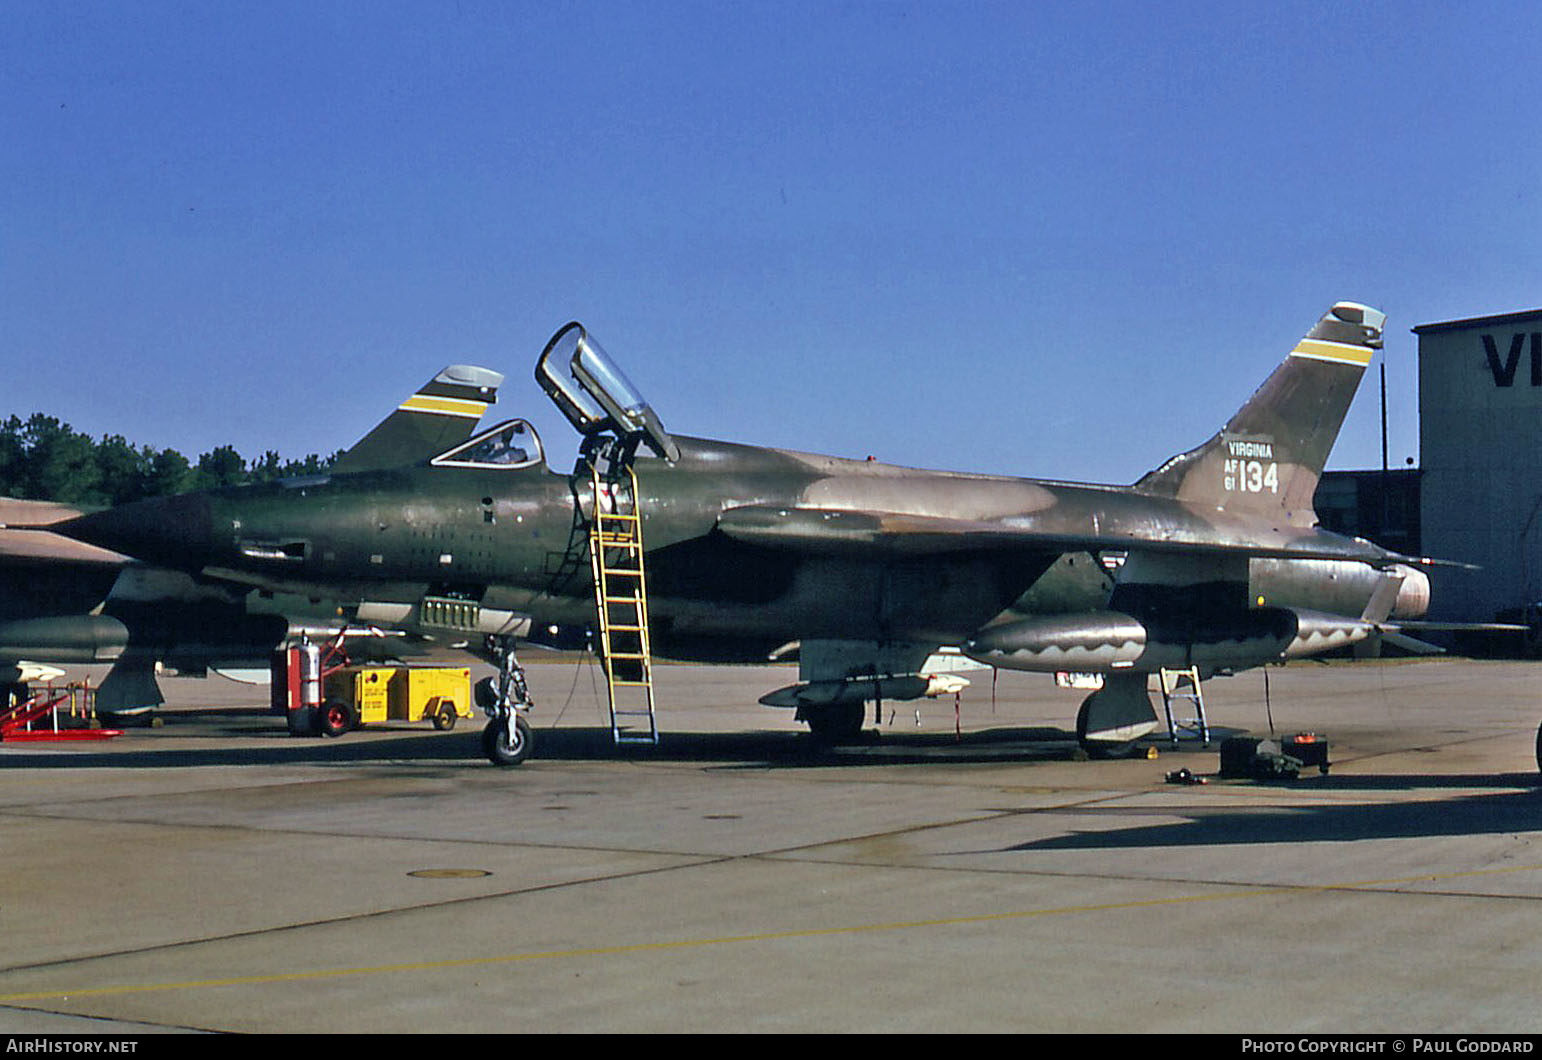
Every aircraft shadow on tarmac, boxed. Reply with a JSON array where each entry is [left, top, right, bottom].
[[1003, 783, 1542, 852], [0, 729, 481, 770], [537, 724, 1098, 768], [9, 720, 1538, 825], [0, 721, 1101, 770]]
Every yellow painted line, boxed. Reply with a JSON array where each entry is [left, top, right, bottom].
[[1290, 338, 1375, 366], [397, 394, 488, 418], [3, 861, 1539, 1004]]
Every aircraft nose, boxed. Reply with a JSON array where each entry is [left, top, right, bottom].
[[58, 493, 214, 569]]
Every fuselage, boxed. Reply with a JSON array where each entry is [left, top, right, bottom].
[[60, 431, 1425, 667]]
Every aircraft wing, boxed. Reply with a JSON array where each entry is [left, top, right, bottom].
[[0, 501, 127, 568], [714, 504, 1405, 566], [0, 527, 127, 567], [0, 499, 89, 527]]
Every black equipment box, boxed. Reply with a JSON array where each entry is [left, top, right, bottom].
[[1219, 734, 1330, 780], [1280, 732, 1330, 774]]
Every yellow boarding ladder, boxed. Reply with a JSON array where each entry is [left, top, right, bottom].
[[587, 462, 659, 745], [1158, 665, 1210, 747]]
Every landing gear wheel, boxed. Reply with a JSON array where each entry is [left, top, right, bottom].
[[320, 699, 356, 738], [483, 714, 532, 766], [803, 701, 866, 743], [1076, 698, 1137, 759]]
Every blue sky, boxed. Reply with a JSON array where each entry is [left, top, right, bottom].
[[5, 1, 1541, 483]]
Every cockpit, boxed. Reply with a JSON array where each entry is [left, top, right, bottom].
[[535, 322, 679, 462], [430, 419, 544, 470], [426, 322, 678, 472]]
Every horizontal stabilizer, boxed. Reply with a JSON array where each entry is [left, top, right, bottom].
[[1377, 631, 1446, 656], [1394, 620, 1528, 633]]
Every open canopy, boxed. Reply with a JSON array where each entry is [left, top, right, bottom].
[[534, 322, 680, 461]]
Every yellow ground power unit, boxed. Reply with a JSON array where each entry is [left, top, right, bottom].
[[318, 665, 473, 737]]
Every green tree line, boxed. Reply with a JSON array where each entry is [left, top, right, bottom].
[[0, 413, 335, 508]]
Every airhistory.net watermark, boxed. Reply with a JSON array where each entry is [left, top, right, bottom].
[[5, 1042, 137, 1054]]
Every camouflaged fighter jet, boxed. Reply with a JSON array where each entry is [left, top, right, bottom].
[[0, 366, 505, 722], [58, 303, 1436, 761]]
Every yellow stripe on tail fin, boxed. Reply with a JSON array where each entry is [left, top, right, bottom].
[[1134, 302, 1385, 527], [330, 365, 504, 475]]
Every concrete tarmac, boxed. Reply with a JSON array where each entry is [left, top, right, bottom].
[[1, 655, 1540, 1034]]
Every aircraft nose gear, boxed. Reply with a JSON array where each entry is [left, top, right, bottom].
[[479, 639, 533, 766]]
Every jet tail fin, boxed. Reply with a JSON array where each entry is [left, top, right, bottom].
[[329, 365, 504, 475], [1134, 302, 1385, 526]]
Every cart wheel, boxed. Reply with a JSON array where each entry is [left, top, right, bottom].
[[431, 700, 457, 731], [320, 699, 356, 738], [482, 714, 532, 766]]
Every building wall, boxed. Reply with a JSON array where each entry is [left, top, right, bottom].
[[1314, 469, 1421, 558], [1416, 310, 1542, 621]]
